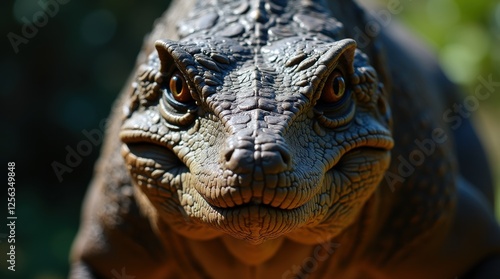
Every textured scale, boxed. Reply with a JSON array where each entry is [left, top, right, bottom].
[[70, 0, 500, 278]]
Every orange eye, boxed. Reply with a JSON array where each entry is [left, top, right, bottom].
[[169, 71, 192, 103], [320, 70, 346, 103]]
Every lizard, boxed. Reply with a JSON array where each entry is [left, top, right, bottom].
[[70, 0, 500, 278]]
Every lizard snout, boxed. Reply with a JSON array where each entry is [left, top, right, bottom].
[[223, 133, 292, 176]]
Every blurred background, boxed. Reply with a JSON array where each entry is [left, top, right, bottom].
[[0, 0, 498, 278]]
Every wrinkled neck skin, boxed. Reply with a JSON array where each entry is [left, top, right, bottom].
[[138, 184, 381, 277]]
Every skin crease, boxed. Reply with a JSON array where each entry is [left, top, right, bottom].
[[69, 0, 500, 278]]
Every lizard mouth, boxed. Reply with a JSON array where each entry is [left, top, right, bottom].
[[196, 145, 391, 211], [121, 130, 392, 242], [121, 130, 392, 209], [206, 202, 314, 244], [189, 146, 391, 243]]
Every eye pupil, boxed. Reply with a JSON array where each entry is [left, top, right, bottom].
[[173, 76, 183, 94], [168, 71, 192, 103], [333, 77, 343, 96], [320, 70, 346, 103]]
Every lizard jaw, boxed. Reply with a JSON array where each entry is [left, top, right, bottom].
[[185, 147, 391, 244], [120, 129, 392, 243]]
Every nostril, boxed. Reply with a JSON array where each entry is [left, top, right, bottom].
[[280, 150, 291, 166], [224, 149, 234, 163], [224, 148, 255, 173], [260, 143, 292, 174], [222, 136, 292, 175], [223, 137, 254, 166], [277, 145, 291, 166]]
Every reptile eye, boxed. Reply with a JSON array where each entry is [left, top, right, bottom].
[[168, 71, 192, 103], [320, 70, 346, 103]]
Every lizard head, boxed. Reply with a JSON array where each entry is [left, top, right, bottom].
[[120, 35, 393, 245]]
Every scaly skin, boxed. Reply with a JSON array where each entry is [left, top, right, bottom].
[[70, 0, 500, 278]]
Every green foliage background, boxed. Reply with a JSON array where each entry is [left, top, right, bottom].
[[0, 0, 498, 278]]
